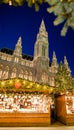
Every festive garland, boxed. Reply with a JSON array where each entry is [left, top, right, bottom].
[[0, 78, 54, 94]]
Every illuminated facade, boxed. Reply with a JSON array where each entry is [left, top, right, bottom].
[[0, 20, 71, 86]]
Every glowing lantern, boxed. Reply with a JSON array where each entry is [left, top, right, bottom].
[[14, 82, 21, 89]]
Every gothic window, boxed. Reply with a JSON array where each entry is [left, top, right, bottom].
[[42, 46, 46, 56], [19, 69, 23, 78], [29, 71, 32, 81], [11, 68, 17, 78], [26, 62, 29, 66], [14, 57, 19, 63], [42, 72, 48, 83], [2, 66, 9, 79], [24, 70, 28, 80], [7, 56, 11, 61], [1, 55, 6, 60], [0, 64, 3, 78], [50, 77, 54, 86]]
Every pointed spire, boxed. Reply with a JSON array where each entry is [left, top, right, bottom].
[[17, 36, 22, 46], [52, 51, 57, 60], [13, 36, 22, 57], [52, 51, 58, 67], [39, 19, 46, 32], [64, 56, 71, 75]]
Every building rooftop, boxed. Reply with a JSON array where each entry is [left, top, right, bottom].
[[0, 48, 33, 61]]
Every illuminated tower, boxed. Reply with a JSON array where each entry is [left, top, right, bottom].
[[13, 37, 22, 63], [34, 20, 49, 83], [51, 51, 58, 73], [64, 56, 71, 76]]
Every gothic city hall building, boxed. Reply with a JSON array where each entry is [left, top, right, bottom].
[[0, 20, 71, 86]]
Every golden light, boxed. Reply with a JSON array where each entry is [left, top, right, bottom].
[[1, 81, 5, 86], [36, 84, 41, 89], [30, 83, 33, 87], [60, 92, 64, 95], [9, 80, 13, 85], [43, 86, 47, 90], [23, 80, 26, 85], [9, 0, 12, 6], [16, 79, 20, 83], [32, 0, 35, 3], [50, 87, 53, 92]]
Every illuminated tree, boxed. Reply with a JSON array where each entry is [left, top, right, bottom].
[[55, 62, 74, 94]]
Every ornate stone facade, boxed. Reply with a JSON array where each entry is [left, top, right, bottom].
[[0, 20, 71, 86]]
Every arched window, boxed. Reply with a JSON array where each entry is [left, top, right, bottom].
[[29, 71, 32, 81], [24, 70, 28, 80], [11, 68, 17, 78], [50, 77, 55, 86], [42, 72, 48, 83], [19, 69, 23, 78], [2, 66, 9, 79], [0, 64, 3, 79]]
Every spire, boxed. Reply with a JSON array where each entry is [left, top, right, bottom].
[[13, 36, 22, 57], [17, 36, 22, 46], [52, 51, 58, 67], [64, 56, 71, 75], [39, 19, 46, 32], [64, 56, 68, 66]]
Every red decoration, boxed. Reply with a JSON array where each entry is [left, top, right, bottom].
[[14, 83, 21, 89]]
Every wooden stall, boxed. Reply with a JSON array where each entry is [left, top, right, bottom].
[[0, 77, 52, 126], [55, 94, 74, 125], [0, 112, 50, 127]]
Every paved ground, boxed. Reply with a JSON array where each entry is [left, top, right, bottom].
[[0, 126, 74, 130]]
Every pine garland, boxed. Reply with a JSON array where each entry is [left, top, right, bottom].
[[0, 0, 74, 36], [47, 0, 74, 36]]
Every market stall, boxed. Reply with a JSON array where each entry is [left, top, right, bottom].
[[0, 78, 53, 126], [55, 93, 74, 125]]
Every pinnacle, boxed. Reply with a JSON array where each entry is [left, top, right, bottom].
[[53, 51, 57, 60], [17, 36, 22, 46], [64, 56, 68, 65], [39, 19, 46, 31]]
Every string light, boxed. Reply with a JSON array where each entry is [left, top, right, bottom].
[[9, 0, 12, 6], [32, 0, 35, 3]]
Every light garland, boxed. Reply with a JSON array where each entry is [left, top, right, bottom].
[[0, 78, 53, 94]]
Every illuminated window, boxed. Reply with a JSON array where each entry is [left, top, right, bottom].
[[14, 57, 19, 63], [50, 77, 54, 86], [7, 56, 11, 61], [1, 55, 6, 60], [24, 71, 28, 79], [2, 66, 9, 79], [19, 70, 23, 78], [29, 72, 32, 81], [11, 68, 17, 78], [0, 64, 3, 78], [42, 72, 48, 83]]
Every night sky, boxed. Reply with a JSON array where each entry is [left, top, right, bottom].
[[0, 2, 74, 76]]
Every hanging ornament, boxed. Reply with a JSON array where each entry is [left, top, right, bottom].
[[14, 82, 21, 89]]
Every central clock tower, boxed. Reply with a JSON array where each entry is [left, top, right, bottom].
[[33, 20, 49, 83]]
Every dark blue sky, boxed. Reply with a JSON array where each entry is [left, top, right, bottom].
[[0, 2, 74, 76]]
